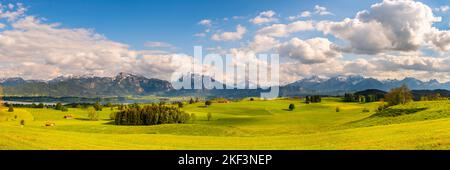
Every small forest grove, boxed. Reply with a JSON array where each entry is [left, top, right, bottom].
[[113, 104, 191, 125]]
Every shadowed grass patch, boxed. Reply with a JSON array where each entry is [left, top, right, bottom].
[[371, 108, 427, 117]]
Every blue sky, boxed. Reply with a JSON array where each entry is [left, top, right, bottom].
[[12, 0, 385, 52], [17, 0, 447, 53], [2, 0, 448, 53], [0, 0, 449, 83]]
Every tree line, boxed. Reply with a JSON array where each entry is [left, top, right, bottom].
[[343, 93, 380, 103], [305, 95, 321, 103]]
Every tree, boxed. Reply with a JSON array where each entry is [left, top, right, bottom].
[[385, 85, 412, 106], [358, 95, 366, 103], [87, 107, 99, 121], [205, 100, 212, 107], [288, 104, 295, 111], [250, 98, 254, 101], [344, 93, 355, 102], [8, 105, 14, 112], [189, 98, 195, 104], [367, 95, 376, 102], [305, 96, 311, 104], [55, 102, 63, 110], [105, 102, 112, 107], [93, 101, 103, 111], [207, 112, 212, 121]]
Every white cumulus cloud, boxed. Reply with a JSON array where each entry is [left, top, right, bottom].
[[317, 0, 448, 54], [257, 20, 314, 37], [250, 10, 278, 24], [314, 5, 333, 16], [278, 37, 342, 64], [211, 25, 247, 41], [198, 19, 212, 27]]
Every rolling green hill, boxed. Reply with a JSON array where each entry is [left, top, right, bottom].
[[1, 98, 450, 149]]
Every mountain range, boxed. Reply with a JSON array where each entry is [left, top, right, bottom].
[[281, 75, 450, 96], [1, 73, 450, 98]]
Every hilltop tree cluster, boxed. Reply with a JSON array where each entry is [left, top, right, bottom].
[[385, 85, 413, 106], [114, 104, 190, 125], [189, 97, 201, 104], [420, 93, 446, 101], [343, 94, 379, 103]]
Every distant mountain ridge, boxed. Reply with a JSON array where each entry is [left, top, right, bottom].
[[0, 72, 173, 97], [281, 75, 450, 96], [1, 73, 450, 97]]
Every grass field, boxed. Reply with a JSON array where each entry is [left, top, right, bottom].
[[1, 98, 450, 150]]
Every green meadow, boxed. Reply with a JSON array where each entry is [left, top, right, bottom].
[[1, 98, 450, 150]]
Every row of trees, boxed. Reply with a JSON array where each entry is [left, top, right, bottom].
[[3, 102, 46, 108], [189, 97, 201, 104], [343, 94, 379, 103], [114, 104, 190, 125], [305, 95, 321, 103], [343, 85, 414, 106], [420, 93, 446, 101]]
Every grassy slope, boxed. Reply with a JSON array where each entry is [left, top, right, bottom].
[[1, 98, 450, 150]]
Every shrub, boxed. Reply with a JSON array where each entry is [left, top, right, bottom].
[[8, 105, 14, 112], [336, 107, 340, 112], [45, 121, 55, 127], [207, 112, 212, 121], [362, 108, 370, 112], [250, 98, 254, 101], [64, 114, 74, 119], [289, 104, 295, 111], [87, 107, 99, 121], [61, 107, 68, 112], [205, 100, 212, 107], [20, 120, 25, 126], [178, 102, 184, 108]]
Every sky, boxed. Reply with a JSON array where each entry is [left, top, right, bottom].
[[0, 0, 450, 84]]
